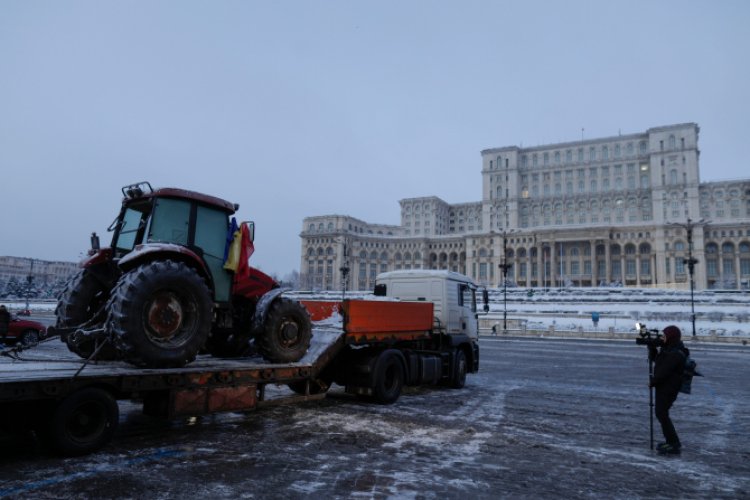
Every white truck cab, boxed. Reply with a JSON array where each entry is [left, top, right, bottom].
[[374, 270, 488, 339]]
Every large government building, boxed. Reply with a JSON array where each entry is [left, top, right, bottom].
[[300, 123, 750, 291]]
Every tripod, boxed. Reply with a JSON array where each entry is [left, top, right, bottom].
[[648, 354, 655, 450]]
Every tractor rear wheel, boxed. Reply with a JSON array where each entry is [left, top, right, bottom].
[[106, 260, 212, 368], [55, 269, 118, 360], [256, 298, 312, 363]]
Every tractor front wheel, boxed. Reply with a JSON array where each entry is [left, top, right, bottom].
[[106, 260, 212, 368], [55, 269, 118, 360], [256, 298, 312, 363]]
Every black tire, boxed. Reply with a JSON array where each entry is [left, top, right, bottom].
[[106, 260, 212, 368], [43, 387, 119, 456], [256, 298, 312, 363], [450, 349, 468, 389], [19, 329, 40, 346], [56, 269, 118, 360], [372, 350, 405, 404]]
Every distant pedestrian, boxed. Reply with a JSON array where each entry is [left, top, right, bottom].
[[491, 324, 497, 335], [0, 305, 9, 342], [649, 325, 689, 455], [592, 312, 600, 328]]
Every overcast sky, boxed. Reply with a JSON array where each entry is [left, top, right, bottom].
[[1, 1, 748, 277]]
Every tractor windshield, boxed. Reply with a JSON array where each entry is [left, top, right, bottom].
[[112, 200, 152, 254]]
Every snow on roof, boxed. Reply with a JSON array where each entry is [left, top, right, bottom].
[[376, 269, 476, 285]]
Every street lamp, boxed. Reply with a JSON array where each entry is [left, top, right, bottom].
[[667, 218, 707, 337], [498, 229, 515, 334], [339, 239, 350, 301]]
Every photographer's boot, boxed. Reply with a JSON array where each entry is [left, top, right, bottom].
[[657, 443, 681, 455]]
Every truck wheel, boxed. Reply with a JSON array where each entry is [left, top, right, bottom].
[[19, 329, 40, 345], [43, 387, 119, 456], [372, 350, 405, 404], [450, 349, 468, 389], [256, 298, 312, 363], [106, 260, 212, 368], [56, 269, 118, 360]]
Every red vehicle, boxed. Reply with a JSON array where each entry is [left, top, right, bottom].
[[2, 315, 47, 345], [53, 182, 312, 369]]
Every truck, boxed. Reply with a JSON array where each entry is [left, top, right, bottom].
[[0, 270, 485, 456]]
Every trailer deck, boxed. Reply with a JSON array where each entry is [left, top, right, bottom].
[[0, 327, 346, 413]]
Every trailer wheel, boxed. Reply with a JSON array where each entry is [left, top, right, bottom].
[[256, 298, 312, 363], [372, 350, 405, 404], [43, 387, 119, 456], [56, 269, 118, 360], [107, 260, 212, 368], [450, 349, 468, 389]]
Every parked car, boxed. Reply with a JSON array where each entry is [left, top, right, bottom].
[[2, 316, 47, 345]]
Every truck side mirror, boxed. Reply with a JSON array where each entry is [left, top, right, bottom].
[[482, 289, 489, 312]]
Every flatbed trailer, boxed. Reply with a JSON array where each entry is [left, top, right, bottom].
[[0, 298, 479, 456]]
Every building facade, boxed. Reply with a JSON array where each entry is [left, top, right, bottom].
[[0, 256, 78, 286], [300, 123, 750, 291]]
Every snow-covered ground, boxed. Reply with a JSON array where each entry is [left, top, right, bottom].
[[291, 287, 750, 339]]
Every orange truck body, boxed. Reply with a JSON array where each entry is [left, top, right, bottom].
[[299, 299, 434, 344]]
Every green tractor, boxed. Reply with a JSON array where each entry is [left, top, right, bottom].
[[54, 182, 311, 368]]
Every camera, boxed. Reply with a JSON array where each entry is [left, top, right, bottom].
[[635, 322, 663, 347]]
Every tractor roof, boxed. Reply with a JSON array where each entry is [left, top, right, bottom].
[[122, 182, 238, 214]]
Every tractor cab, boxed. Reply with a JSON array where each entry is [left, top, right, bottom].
[[109, 182, 241, 303]]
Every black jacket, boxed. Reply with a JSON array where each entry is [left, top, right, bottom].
[[650, 341, 688, 395], [0, 308, 9, 335]]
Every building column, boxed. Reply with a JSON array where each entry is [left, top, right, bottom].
[[735, 252, 742, 290], [605, 244, 611, 285], [635, 249, 641, 286]]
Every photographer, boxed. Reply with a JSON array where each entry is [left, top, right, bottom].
[[649, 325, 688, 455]]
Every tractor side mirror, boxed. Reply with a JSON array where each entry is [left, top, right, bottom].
[[243, 221, 255, 242]]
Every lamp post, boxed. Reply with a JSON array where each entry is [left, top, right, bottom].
[[667, 218, 707, 337], [339, 239, 350, 301], [498, 229, 514, 334]]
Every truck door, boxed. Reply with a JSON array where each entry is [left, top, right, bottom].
[[457, 283, 478, 338]]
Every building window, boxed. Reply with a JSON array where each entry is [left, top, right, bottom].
[[675, 259, 685, 274], [611, 260, 621, 278], [707, 259, 718, 277], [626, 259, 636, 276]]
